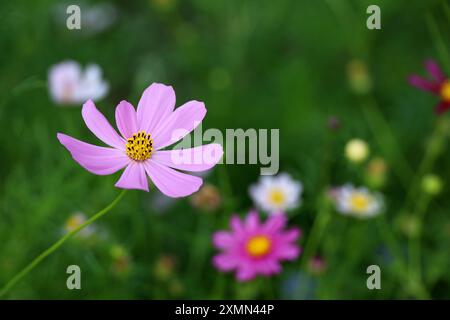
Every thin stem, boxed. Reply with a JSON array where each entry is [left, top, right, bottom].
[[426, 13, 450, 72], [403, 118, 448, 299], [376, 214, 405, 271], [403, 118, 447, 211], [0, 189, 128, 298], [301, 195, 332, 268], [361, 97, 413, 189], [408, 194, 431, 294]]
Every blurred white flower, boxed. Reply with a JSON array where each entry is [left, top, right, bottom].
[[64, 212, 95, 238], [249, 173, 302, 214], [334, 184, 383, 218], [82, 3, 118, 34], [53, 2, 118, 35], [48, 61, 109, 105], [345, 138, 369, 163]]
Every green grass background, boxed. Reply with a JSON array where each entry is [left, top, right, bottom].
[[0, 0, 449, 299]]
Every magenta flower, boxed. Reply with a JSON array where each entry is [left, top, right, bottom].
[[57, 83, 223, 197], [212, 211, 301, 281], [409, 59, 450, 114]]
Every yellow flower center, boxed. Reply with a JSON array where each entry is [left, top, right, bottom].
[[349, 193, 371, 213], [65, 215, 84, 231], [440, 80, 450, 102], [246, 235, 271, 257], [126, 131, 153, 161], [269, 189, 285, 206]]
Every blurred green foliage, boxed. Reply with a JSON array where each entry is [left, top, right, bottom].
[[0, 0, 449, 299]]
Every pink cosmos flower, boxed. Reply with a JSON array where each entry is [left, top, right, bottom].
[[57, 83, 223, 197], [212, 211, 301, 281], [409, 59, 450, 114]]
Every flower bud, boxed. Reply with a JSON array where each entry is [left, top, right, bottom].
[[345, 139, 369, 163], [190, 184, 222, 212], [365, 157, 388, 188], [347, 59, 372, 95], [422, 174, 443, 196]]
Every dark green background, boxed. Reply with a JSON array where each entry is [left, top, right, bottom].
[[0, 0, 449, 299]]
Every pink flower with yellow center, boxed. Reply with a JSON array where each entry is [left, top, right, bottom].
[[57, 83, 223, 197], [212, 211, 301, 281], [409, 59, 450, 114]]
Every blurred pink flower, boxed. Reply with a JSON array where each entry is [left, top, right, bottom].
[[307, 256, 327, 275], [48, 61, 109, 105], [212, 211, 301, 281], [57, 83, 223, 197], [409, 59, 450, 114]]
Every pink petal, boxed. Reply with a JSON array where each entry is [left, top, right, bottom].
[[425, 59, 446, 82], [82, 100, 126, 149], [57, 133, 129, 175], [236, 264, 257, 281], [244, 211, 260, 232], [230, 215, 245, 236], [144, 160, 202, 198], [213, 254, 238, 271], [435, 101, 450, 114], [278, 228, 301, 243], [152, 100, 206, 150], [213, 231, 235, 249], [408, 75, 440, 94], [152, 144, 223, 172], [115, 162, 149, 191], [275, 245, 301, 260], [257, 260, 281, 275], [115, 100, 137, 139], [263, 214, 287, 233], [136, 83, 175, 134]]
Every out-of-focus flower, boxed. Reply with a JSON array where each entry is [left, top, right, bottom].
[[249, 173, 302, 214], [333, 184, 383, 218], [280, 271, 317, 299], [169, 279, 184, 296], [53, 3, 118, 35], [444, 222, 450, 239], [64, 212, 95, 238], [365, 157, 388, 188], [346, 59, 372, 95], [149, 192, 176, 214], [327, 116, 341, 131], [307, 256, 327, 275], [397, 214, 420, 238], [110, 244, 132, 275], [409, 59, 450, 114], [190, 183, 222, 212], [212, 211, 301, 281], [82, 3, 118, 34], [154, 255, 177, 281], [151, 0, 177, 12], [421, 174, 443, 196], [48, 61, 109, 105], [345, 139, 369, 163], [57, 83, 223, 197]]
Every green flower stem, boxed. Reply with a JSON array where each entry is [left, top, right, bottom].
[[444, 1, 450, 24], [301, 194, 332, 268], [405, 117, 448, 298], [426, 12, 450, 72], [361, 97, 413, 189], [376, 214, 406, 271], [404, 117, 448, 211], [300, 122, 336, 269], [408, 193, 431, 298], [0, 189, 128, 298]]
